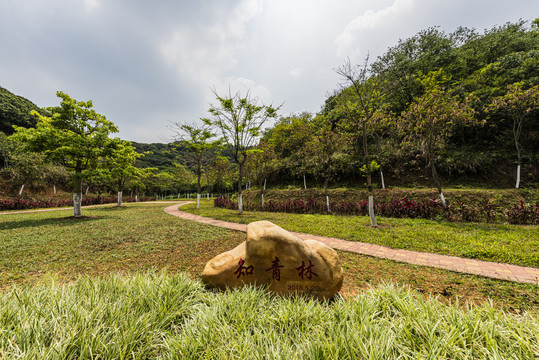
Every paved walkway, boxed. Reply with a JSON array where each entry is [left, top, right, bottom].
[[164, 203, 539, 285]]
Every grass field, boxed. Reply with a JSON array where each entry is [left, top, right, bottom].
[[182, 202, 539, 268], [1, 202, 539, 358], [1, 202, 538, 313]]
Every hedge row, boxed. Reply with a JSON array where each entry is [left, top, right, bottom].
[[0, 195, 155, 211], [214, 196, 538, 225]]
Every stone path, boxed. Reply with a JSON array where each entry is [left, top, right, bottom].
[[164, 203, 539, 285]]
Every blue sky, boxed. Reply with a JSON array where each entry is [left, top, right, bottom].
[[1, 0, 537, 142]]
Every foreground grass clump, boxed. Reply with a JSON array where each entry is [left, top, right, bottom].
[[0, 272, 537, 359], [182, 202, 539, 268]]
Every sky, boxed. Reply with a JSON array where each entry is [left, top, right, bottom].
[[1, 0, 538, 143]]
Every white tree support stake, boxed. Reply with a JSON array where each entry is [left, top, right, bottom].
[[326, 195, 330, 212], [440, 192, 446, 207], [197, 193, 201, 209], [238, 193, 243, 213], [73, 193, 82, 217], [380, 169, 385, 189], [516, 165, 521, 189]]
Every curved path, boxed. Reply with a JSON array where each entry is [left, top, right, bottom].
[[164, 203, 539, 285]]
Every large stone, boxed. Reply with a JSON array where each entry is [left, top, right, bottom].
[[201, 221, 343, 299]]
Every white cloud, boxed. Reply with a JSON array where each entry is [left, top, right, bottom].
[[210, 76, 272, 105], [83, 0, 100, 13], [160, 0, 263, 85], [289, 68, 304, 79], [336, 0, 416, 62]]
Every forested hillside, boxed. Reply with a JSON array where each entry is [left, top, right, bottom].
[[261, 19, 539, 189], [0, 86, 42, 135]]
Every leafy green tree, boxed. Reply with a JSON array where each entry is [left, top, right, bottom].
[[10, 91, 118, 217], [170, 163, 195, 198], [305, 116, 348, 212], [2, 151, 47, 195], [488, 82, 539, 188], [334, 57, 385, 227], [400, 71, 477, 205], [248, 141, 276, 206], [208, 155, 234, 195], [154, 171, 175, 197], [0, 131, 13, 168], [170, 120, 221, 208], [263, 113, 313, 189], [205, 89, 280, 214], [103, 140, 146, 206]]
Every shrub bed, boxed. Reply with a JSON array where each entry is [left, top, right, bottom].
[[0, 195, 155, 211], [214, 196, 538, 225]]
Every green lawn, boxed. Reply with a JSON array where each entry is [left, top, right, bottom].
[[1, 202, 538, 313], [180, 202, 539, 268], [1, 202, 539, 358]]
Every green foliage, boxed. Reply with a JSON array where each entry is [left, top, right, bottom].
[[10, 91, 118, 177], [101, 140, 147, 194], [0, 86, 42, 135], [131, 141, 179, 170]]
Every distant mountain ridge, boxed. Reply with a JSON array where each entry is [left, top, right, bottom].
[[0, 86, 42, 135]]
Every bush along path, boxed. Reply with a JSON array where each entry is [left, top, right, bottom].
[[164, 203, 539, 285]]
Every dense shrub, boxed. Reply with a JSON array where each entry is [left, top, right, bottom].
[[506, 201, 539, 225], [214, 196, 537, 225], [0, 195, 155, 211]]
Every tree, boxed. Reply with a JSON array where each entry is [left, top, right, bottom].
[[103, 140, 146, 206], [10, 91, 118, 217], [205, 89, 280, 214], [248, 141, 276, 207], [305, 116, 348, 212], [208, 155, 233, 195], [170, 120, 221, 208], [334, 57, 385, 227], [488, 83, 539, 188], [400, 71, 477, 205], [3, 151, 47, 195], [264, 113, 313, 189]]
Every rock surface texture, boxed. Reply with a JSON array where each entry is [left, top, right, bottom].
[[201, 220, 343, 299]]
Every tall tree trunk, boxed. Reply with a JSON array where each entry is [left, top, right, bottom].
[[380, 168, 385, 189], [117, 180, 123, 206], [430, 161, 446, 207], [197, 163, 202, 209], [73, 166, 83, 217], [516, 165, 521, 189], [324, 178, 330, 213], [515, 143, 521, 189], [19, 183, 24, 195], [303, 174, 307, 189], [238, 163, 244, 214], [514, 117, 522, 189], [54, 184, 57, 194], [363, 123, 377, 227]]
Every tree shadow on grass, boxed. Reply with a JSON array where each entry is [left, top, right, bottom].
[[0, 215, 107, 230]]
